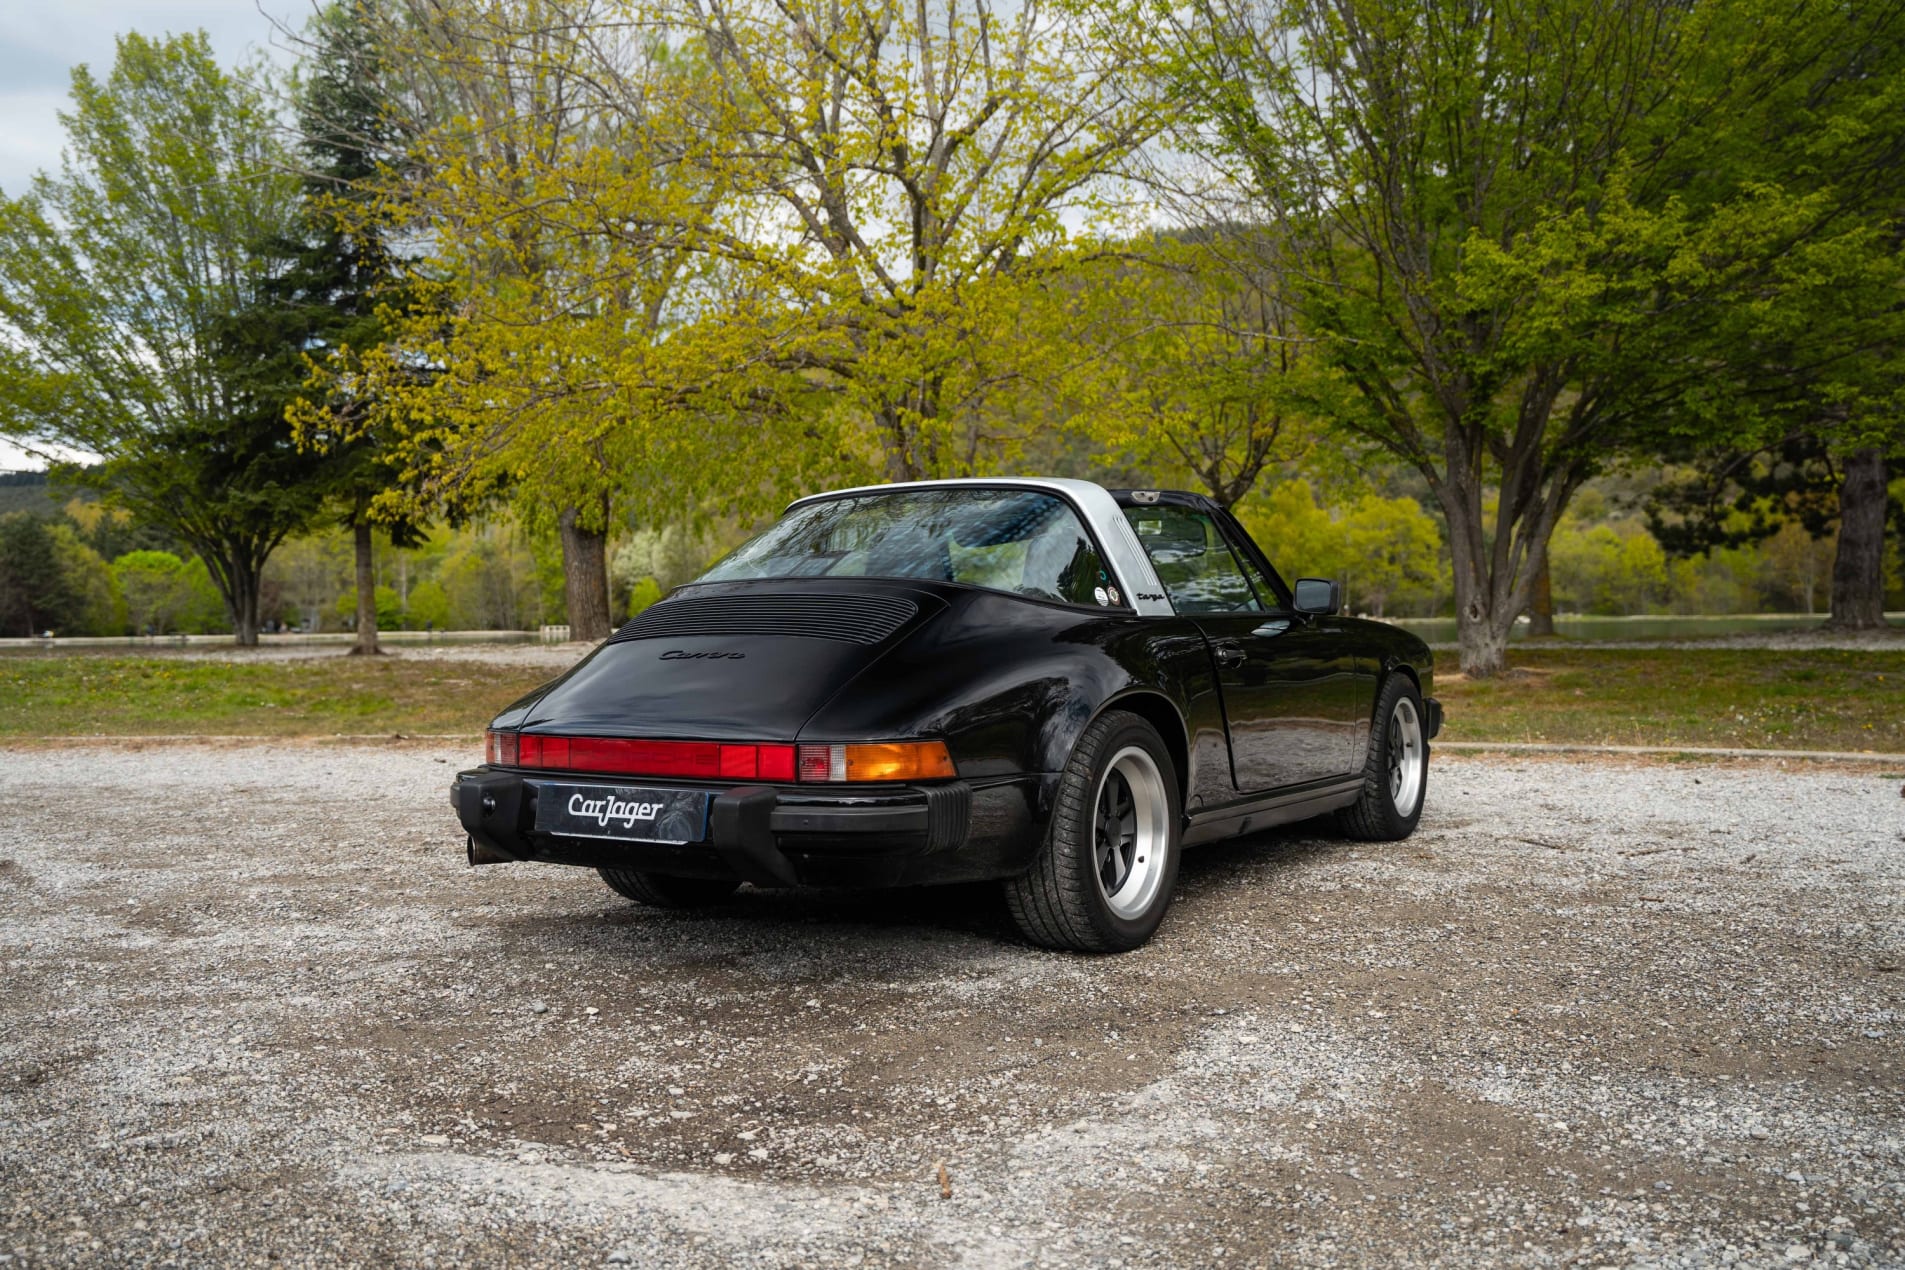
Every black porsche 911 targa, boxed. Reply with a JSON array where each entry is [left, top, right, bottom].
[[453, 479, 1441, 952]]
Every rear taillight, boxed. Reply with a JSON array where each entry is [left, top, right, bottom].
[[485, 732, 954, 783], [796, 741, 956, 782], [512, 737, 797, 780]]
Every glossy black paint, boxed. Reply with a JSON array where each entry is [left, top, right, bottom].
[[470, 486, 1437, 888], [1195, 612, 1373, 790]]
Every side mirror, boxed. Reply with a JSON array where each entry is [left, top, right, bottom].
[[1292, 577, 1340, 616]]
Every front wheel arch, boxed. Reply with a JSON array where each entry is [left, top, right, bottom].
[[1367, 658, 1424, 750], [1379, 659, 1422, 709]]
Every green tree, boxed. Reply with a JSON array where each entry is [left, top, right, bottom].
[[0, 33, 323, 644], [666, 0, 1164, 481], [1760, 523, 1835, 616], [1664, 545, 1762, 617], [175, 557, 236, 633], [439, 530, 541, 630], [609, 521, 724, 615], [277, 0, 432, 656], [610, 525, 717, 596], [1124, 0, 1905, 673], [406, 578, 451, 630], [267, 529, 354, 631], [336, 584, 403, 632], [0, 513, 120, 636], [1339, 495, 1442, 619], [0, 513, 70, 636], [113, 550, 192, 634], [1071, 233, 1325, 507], [316, 2, 755, 643], [625, 577, 664, 617], [366, 0, 1161, 501], [1238, 481, 1444, 616], [1236, 481, 1342, 582], [1552, 522, 1670, 616], [1645, 437, 1885, 618]]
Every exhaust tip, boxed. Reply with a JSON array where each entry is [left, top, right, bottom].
[[467, 835, 513, 867]]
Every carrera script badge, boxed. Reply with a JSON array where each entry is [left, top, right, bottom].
[[659, 649, 746, 660]]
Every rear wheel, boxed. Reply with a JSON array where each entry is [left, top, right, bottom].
[[1005, 710, 1182, 953], [598, 868, 740, 908], [1336, 675, 1428, 841]]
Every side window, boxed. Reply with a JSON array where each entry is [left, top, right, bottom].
[[1223, 527, 1290, 611], [1123, 507, 1265, 614]]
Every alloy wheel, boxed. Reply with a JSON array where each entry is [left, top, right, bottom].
[[1092, 746, 1170, 919], [1388, 696, 1425, 818]]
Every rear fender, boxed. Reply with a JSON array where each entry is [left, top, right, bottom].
[[1024, 626, 1227, 817]]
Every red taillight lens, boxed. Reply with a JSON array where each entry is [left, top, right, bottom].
[[795, 741, 956, 782], [491, 734, 948, 783], [511, 736, 797, 781], [753, 744, 798, 781]]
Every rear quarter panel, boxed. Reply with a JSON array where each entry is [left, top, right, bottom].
[[797, 590, 1231, 811]]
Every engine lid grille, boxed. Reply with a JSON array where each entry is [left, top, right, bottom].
[[608, 591, 921, 646]]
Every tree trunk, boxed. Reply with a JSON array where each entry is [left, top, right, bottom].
[[228, 558, 261, 647], [1444, 505, 1514, 677], [1441, 478, 1572, 677], [880, 406, 924, 482], [351, 516, 381, 655], [558, 504, 613, 643], [1527, 555, 1556, 637], [1453, 587, 1513, 678], [191, 538, 271, 647], [1824, 447, 1889, 630]]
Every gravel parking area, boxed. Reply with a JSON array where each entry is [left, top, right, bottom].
[[1, 744, 1900, 1268]]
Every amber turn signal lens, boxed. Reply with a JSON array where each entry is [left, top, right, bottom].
[[841, 740, 956, 782]]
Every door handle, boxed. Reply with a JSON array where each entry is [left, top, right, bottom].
[[1213, 642, 1247, 668]]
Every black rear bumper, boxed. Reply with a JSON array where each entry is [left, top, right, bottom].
[[451, 767, 1030, 888]]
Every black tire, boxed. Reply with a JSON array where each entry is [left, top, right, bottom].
[[1336, 674, 1429, 841], [598, 868, 741, 908], [1004, 710, 1182, 953]]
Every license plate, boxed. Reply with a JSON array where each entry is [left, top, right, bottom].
[[533, 782, 711, 845]]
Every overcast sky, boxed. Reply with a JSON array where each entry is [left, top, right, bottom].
[[1, 2, 305, 470]]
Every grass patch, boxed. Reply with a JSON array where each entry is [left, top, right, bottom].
[[1438, 647, 1905, 752], [2, 646, 1901, 755], [0, 655, 553, 739]]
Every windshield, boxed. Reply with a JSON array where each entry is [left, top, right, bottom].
[[696, 488, 1115, 606]]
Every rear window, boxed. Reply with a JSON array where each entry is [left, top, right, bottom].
[[698, 488, 1117, 607]]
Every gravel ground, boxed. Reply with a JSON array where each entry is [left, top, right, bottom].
[[1, 745, 1901, 1269]]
